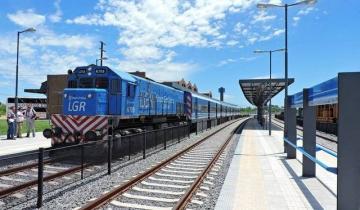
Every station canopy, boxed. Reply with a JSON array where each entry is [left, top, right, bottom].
[[239, 78, 294, 107]]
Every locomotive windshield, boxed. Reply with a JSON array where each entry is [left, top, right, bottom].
[[95, 78, 108, 89], [68, 77, 109, 89], [79, 78, 93, 88]]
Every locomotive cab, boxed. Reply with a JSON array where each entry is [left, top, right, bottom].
[[45, 65, 135, 144], [65, 65, 133, 116]]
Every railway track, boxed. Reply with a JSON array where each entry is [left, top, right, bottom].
[[272, 118, 337, 143], [78, 118, 248, 210], [0, 157, 100, 207], [0, 119, 244, 208], [271, 118, 338, 152]]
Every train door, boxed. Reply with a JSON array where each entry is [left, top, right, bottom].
[[208, 101, 210, 119], [125, 82, 136, 116], [195, 98, 198, 120], [216, 103, 218, 119], [109, 79, 121, 115]]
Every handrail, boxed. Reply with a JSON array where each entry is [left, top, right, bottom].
[[316, 144, 337, 158], [284, 138, 337, 174], [296, 138, 337, 158]]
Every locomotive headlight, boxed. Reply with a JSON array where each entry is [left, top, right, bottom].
[[87, 93, 92, 98], [87, 72, 92, 76], [64, 93, 67, 98]]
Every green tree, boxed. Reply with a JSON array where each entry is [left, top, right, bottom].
[[0, 102, 6, 117]]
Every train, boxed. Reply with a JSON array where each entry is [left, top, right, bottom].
[[43, 64, 242, 146], [275, 103, 338, 135]]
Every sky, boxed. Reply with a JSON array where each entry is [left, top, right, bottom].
[[0, 0, 359, 107]]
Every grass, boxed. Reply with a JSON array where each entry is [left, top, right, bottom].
[[0, 119, 51, 136]]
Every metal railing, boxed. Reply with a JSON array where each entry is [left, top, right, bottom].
[[284, 138, 337, 174], [0, 115, 244, 208], [0, 123, 191, 208]]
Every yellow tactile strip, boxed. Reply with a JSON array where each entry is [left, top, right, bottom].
[[233, 128, 267, 210]]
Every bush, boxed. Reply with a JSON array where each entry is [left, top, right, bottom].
[[0, 102, 5, 117]]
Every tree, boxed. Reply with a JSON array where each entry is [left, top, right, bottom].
[[0, 102, 5, 117]]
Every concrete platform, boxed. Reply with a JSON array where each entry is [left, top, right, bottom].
[[0, 132, 51, 157], [215, 119, 336, 210]]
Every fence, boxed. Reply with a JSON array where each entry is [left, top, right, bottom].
[[284, 73, 360, 209], [0, 123, 190, 208]]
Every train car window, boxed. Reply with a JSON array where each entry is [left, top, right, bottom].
[[95, 78, 108, 89], [68, 80, 77, 88], [127, 84, 136, 97], [79, 78, 93, 88], [111, 79, 121, 93]]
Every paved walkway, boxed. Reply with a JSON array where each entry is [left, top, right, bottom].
[[0, 132, 51, 157], [215, 119, 336, 210]]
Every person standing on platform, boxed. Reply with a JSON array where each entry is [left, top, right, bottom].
[[16, 107, 25, 138], [25, 105, 37, 137], [7, 106, 16, 140]]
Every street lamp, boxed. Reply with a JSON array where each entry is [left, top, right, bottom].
[[257, 0, 317, 139], [15, 27, 36, 119], [96, 57, 108, 66], [254, 48, 285, 136]]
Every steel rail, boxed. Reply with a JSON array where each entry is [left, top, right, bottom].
[[0, 158, 56, 177], [79, 118, 246, 210], [0, 163, 90, 198], [173, 118, 248, 210], [272, 118, 337, 143]]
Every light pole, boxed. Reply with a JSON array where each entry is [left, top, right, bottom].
[[15, 27, 36, 118], [96, 57, 108, 66], [254, 48, 285, 136], [257, 0, 317, 138]]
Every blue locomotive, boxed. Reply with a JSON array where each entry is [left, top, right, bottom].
[[44, 65, 241, 145]]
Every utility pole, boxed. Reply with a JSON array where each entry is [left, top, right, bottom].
[[15, 28, 36, 120], [100, 41, 106, 66]]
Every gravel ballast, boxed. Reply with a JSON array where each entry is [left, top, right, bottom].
[[10, 119, 241, 210], [189, 120, 246, 209]]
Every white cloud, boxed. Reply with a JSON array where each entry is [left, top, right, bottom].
[[226, 40, 239, 46], [298, 7, 315, 16], [1, 9, 97, 86], [117, 59, 197, 82], [268, 0, 282, 4], [0, 37, 94, 85], [293, 7, 316, 26], [239, 56, 256, 62], [35, 34, 95, 50], [7, 9, 46, 27], [235, 25, 284, 44], [66, 0, 260, 80], [121, 45, 164, 60], [217, 56, 255, 67], [49, 0, 63, 23], [218, 58, 236, 67], [234, 22, 247, 35], [67, 0, 258, 52], [273, 29, 284, 36], [258, 29, 284, 41], [251, 11, 276, 24], [293, 17, 300, 22]]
